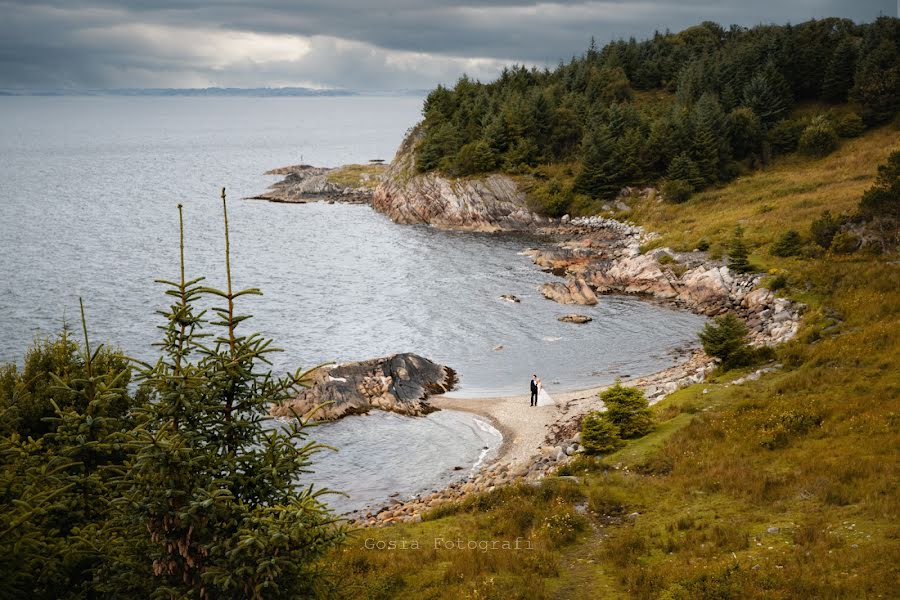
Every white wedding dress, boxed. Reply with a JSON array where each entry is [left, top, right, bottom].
[[536, 383, 556, 406]]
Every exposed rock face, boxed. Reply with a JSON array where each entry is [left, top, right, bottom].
[[250, 164, 383, 204], [372, 127, 549, 231], [526, 215, 805, 347], [540, 277, 598, 305], [270, 353, 457, 421]]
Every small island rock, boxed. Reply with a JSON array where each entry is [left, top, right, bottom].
[[558, 314, 593, 324], [270, 353, 456, 421]]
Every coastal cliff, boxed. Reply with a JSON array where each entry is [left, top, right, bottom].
[[372, 126, 550, 232]]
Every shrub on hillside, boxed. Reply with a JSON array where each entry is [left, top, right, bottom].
[[453, 140, 497, 175], [810, 210, 845, 248], [859, 150, 900, 221], [600, 382, 654, 439], [696, 238, 710, 252], [830, 231, 861, 254], [699, 313, 754, 370], [661, 179, 694, 203], [666, 153, 704, 189], [0, 330, 138, 438], [581, 412, 623, 455], [761, 268, 789, 292], [770, 229, 804, 257], [766, 119, 805, 154], [727, 226, 753, 273], [798, 121, 840, 157], [527, 178, 574, 217], [835, 113, 866, 137], [726, 106, 764, 159]]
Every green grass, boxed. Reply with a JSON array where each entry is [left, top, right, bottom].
[[324, 124, 900, 599], [325, 163, 388, 189]]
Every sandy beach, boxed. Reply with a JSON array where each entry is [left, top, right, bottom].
[[431, 387, 606, 470], [430, 346, 715, 474]]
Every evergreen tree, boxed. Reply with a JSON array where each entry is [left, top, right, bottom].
[[483, 113, 511, 155], [109, 198, 345, 598], [821, 38, 858, 102], [727, 225, 753, 273], [770, 229, 804, 257], [580, 412, 623, 455], [859, 150, 900, 221], [798, 119, 839, 157], [0, 328, 135, 439], [416, 122, 462, 172], [726, 106, 763, 159], [454, 140, 497, 175], [691, 124, 724, 184], [852, 37, 900, 125], [742, 62, 791, 126], [666, 152, 703, 189], [548, 106, 582, 160], [617, 127, 647, 186], [810, 210, 844, 249], [0, 304, 145, 598], [698, 313, 753, 369], [574, 126, 622, 199], [600, 382, 653, 439]]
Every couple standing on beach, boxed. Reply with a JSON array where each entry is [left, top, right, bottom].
[[530, 374, 556, 407]]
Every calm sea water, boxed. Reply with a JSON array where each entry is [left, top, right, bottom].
[[0, 96, 705, 512]]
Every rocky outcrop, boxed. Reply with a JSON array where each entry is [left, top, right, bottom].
[[250, 164, 384, 204], [270, 353, 457, 421], [539, 277, 598, 305], [372, 126, 549, 231], [526, 215, 805, 347]]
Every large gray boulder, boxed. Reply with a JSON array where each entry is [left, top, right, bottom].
[[270, 353, 457, 421]]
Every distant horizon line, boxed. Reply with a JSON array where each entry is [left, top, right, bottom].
[[0, 86, 430, 97]]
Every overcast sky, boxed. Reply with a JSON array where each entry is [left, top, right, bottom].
[[0, 1, 894, 91]]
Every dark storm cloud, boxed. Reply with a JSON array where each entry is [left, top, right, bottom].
[[0, 1, 894, 90]]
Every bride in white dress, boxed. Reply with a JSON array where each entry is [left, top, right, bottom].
[[535, 377, 556, 406]]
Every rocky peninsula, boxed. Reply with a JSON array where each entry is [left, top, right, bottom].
[[270, 353, 456, 421], [249, 163, 386, 204]]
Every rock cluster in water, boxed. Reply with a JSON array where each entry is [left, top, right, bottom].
[[249, 164, 382, 204], [539, 277, 598, 305], [270, 353, 457, 421], [558, 313, 593, 324]]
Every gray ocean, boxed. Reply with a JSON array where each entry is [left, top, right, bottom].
[[0, 96, 705, 513]]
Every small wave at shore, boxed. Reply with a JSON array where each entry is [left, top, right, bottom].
[[469, 417, 502, 476]]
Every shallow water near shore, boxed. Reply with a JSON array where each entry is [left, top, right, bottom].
[[0, 95, 705, 512]]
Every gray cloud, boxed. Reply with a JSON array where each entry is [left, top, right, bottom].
[[0, 1, 893, 90]]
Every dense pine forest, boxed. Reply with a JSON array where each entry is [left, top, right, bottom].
[[415, 17, 899, 213]]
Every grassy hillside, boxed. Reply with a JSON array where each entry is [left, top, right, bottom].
[[325, 123, 899, 599]]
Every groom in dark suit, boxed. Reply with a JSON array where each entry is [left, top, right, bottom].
[[530, 374, 538, 407]]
